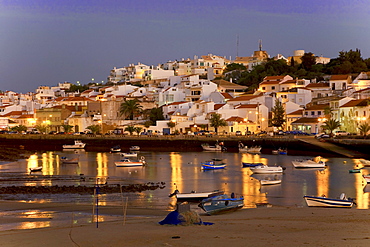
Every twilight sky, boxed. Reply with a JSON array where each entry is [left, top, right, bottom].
[[1, 0, 370, 93]]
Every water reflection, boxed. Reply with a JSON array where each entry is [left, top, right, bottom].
[[1, 151, 369, 209]]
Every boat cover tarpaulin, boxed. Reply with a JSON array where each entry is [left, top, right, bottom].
[[158, 210, 213, 225]]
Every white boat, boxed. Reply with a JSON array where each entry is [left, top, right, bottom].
[[260, 179, 282, 185], [303, 193, 355, 208], [292, 157, 326, 168], [201, 143, 225, 151], [239, 146, 261, 154], [198, 193, 244, 215], [129, 146, 140, 151], [110, 145, 121, 153], [120, 152, 138, 158], [363, 175, 370, 183], [62, 140, 86, 149], [249, 165, 283, 174], [29, 166, 42, 172], [115, 157, 145, 167], [169, 190, 224, 201], [359, 159, 370, 166], [60, 157, 79, 164]]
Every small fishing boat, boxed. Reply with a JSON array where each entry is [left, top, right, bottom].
[[292, 157, 325, 168], [120, 152, 138, 158], [278, 148, 288, 155], [129, 146, 140, 151], [260, 179, 282, 185], [303, 193, 355, 208], [249, 165, 283, 174], [110, 145, 121, 153], [198, 193, 244, 215], [62, 140, 86, 149], [239, 145, 261, 154], [349, 169, 361, 173], [60, 157, 79, 164], [242, 162, 263, 167], [169, 189, 224, 202], [29, 166, 42, 172], [272, 149, 279, 155], [363, 174, 370, 183], [115, 157, 145, 167], [201, 158, 226, 170], [201, 143, 226, 151]]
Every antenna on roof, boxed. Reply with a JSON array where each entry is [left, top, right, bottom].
[[236, 34, 239, 57], [259, 39, 262, 51]]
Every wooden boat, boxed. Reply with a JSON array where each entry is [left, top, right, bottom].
[[110, 145, 121, 153], [303, 193, 355, 208], [115, 157, 145, 167], [129, 146, 140, 151], [120, 152, 138, 158], [198, 193, 244, 215], [359, 159, 370, 166], [169, 189, 224, 202], [239, 145, 261, 154], [201, 143, 225, 151], [260, 179, 282, 185], [60, 157, 79, 164], [292, 157, 325, 168], [242, 162, 263, 167], [201, 158, 226, 170], [249, 165, 283, 174], [363, 174, 370, 183], [29, 166, 42, 172], [62, 140, 86, 149]]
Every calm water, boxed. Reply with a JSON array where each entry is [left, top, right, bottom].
[[1, 149, 369, 210]]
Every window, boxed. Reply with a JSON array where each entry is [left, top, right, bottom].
[[318, 111, 321, 115], [262, 87, 265, 90], [311, 111, 314, 115], [272, 86, 275, 90]]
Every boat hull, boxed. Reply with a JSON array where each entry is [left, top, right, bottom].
[[250, 165, 283, 174], [175, 191, 224, 201], [260, 179, 281, 185], [304, 195, 353, 208], [242, 162, 263, 167], [292, 160, 325, 168], [199, 195, 244, 215], [115, 162, 144, 167], [363, 175, 370, 183]]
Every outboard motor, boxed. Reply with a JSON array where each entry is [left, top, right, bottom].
[[169, 189, 179, 197]]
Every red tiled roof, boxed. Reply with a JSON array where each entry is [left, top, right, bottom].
[[214, 104, 225, 110], [330, 75, 350, 80], [234, 104, 259, 109], [227, 95, 260, 102], [340, 99, 369, 107], [225, 116, 245, 122], [305, 83, 330, 88], [305, 104, 329, 110]]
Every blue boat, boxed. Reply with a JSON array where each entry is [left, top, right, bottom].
[[242, 162, 263, 167], [198, 193, 244, 215], [201, 158, 226, 170]]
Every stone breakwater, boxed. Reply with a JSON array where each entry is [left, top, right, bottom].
[[0, 182, 166, 195]]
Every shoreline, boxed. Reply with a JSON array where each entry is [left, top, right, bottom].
[[0, 200, 369, 246]]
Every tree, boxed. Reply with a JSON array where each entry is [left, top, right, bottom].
[[300, 52, 316, 71], [61, 124, 74, 133], [124, 125, 136, 135], [119, 100, 143, 120], [10, 125, 27, 133], [321, 119, 341, 136], [222, 63, 247, 74], [208, 113, 227, 134], [35, 124, 48, 134], [270, 100, 286, 129], [167, 121, 176, 133], [86, 125, 101, 134], [134, 127, 142, 135], [358, 122, 370, 138], [149, 107, 164, 124]]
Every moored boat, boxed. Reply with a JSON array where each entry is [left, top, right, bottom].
[[249, 165, 283, 174], [29, 166, 42, 172], [198, 193, 244, 215], [60, 157, 79, 164], [260, 179, 282, 185], [129, 146, 140, 151], [292, 157, 325, 168], [115, 157, 145, 167], [110, 145, 121, 153], [169, 190, 224, 202], [359, 159, 370, 166], [239, 144, 261, 154], [201, 143, 226, 151], [303, 193, 355, 208], [242, 162, 263, 167], [62, 140, 86, 149], [201, 158, 226, 170], [120, 152, 138, 158]]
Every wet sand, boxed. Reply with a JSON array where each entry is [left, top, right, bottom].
[[0, 201, 369, 247]]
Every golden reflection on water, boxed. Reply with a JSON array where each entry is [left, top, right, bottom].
[[170, 152, 183, 193], [316, 168, 329, 197]]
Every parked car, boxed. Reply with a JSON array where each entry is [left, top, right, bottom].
[[235, 131, 242, 136], [315, 133, 330, 139], [334, 130, 350, 136]]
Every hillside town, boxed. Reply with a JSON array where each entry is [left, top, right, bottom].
[[1, 47, 370, 137]]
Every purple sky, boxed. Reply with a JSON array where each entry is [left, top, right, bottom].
[[1, 0, 370, 93]]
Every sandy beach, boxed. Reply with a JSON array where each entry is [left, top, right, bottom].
[[0, 201, 369, 247]]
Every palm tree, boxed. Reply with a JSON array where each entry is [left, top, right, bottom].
[[134, 127, 142, 135], [358, 122, 370, 138], [209, 113, 227, 134], [124, 125, 136, 135], [86, 125, 101, 134], [321, 119, 341, 137], [119, 100, 143, 120], [61, 124, 74, 133]]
